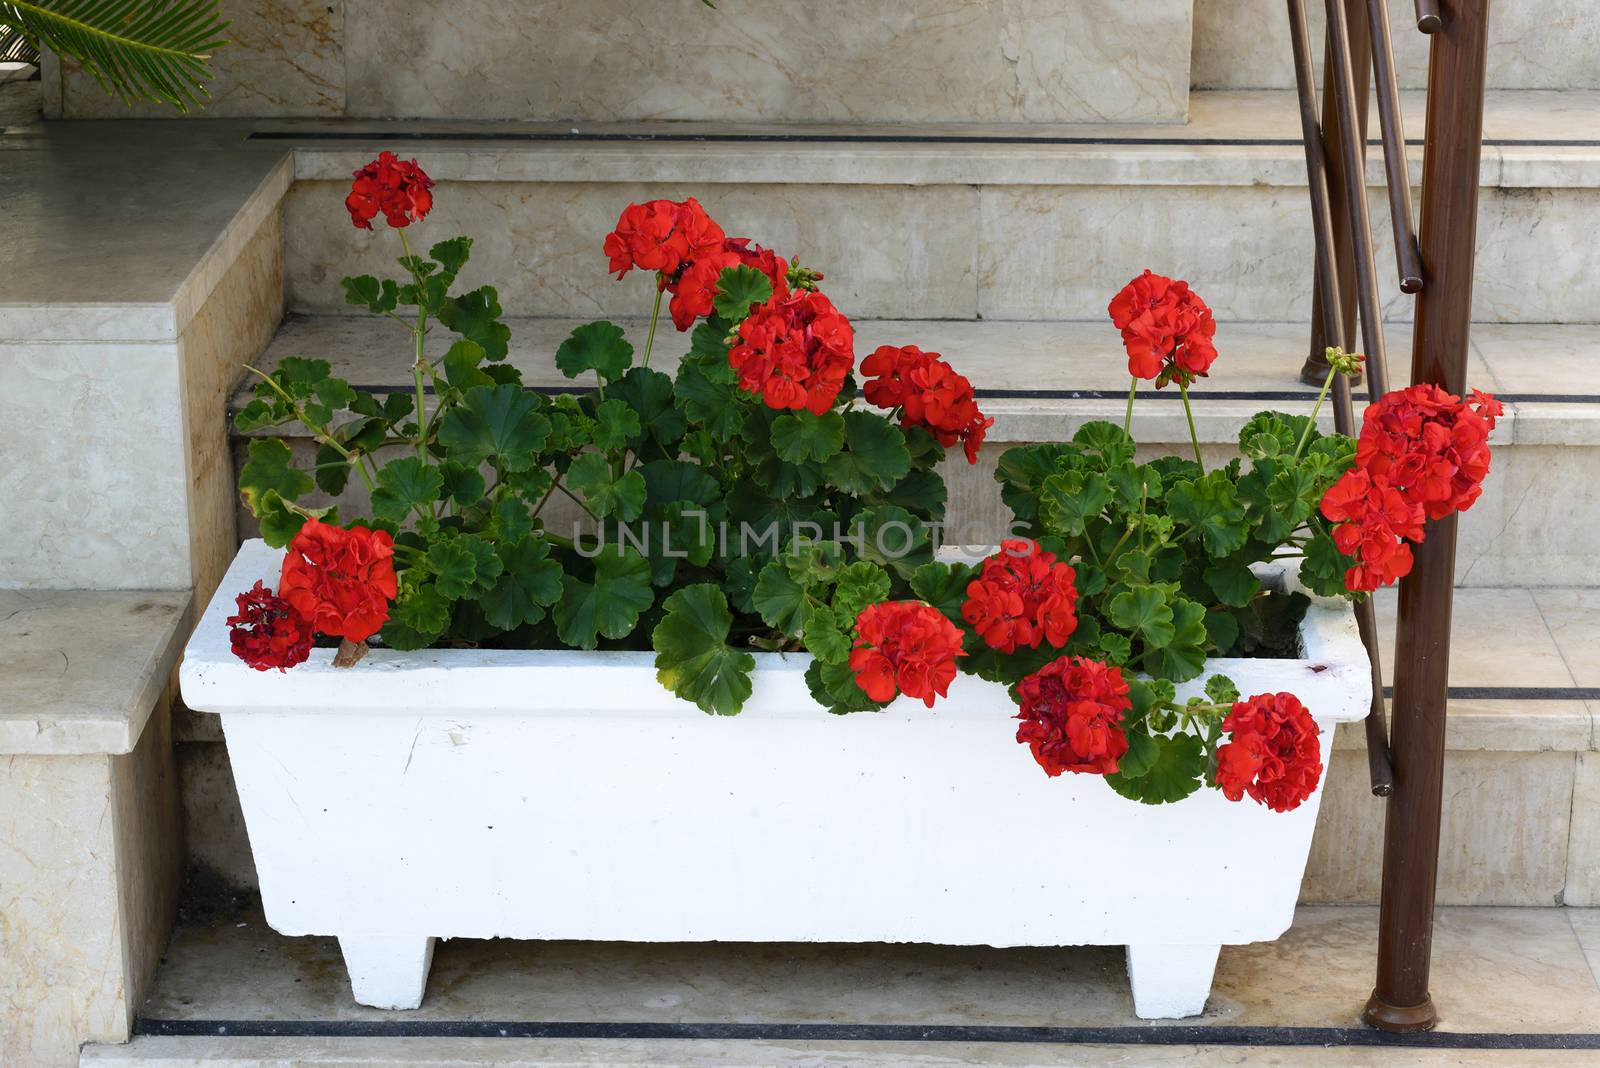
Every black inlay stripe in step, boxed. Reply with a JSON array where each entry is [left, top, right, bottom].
[[135, 1018, 1600, 1049]]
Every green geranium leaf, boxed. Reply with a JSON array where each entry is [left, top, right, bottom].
[[438, 461, 487, 508], [909, 561, 976, 623], [481, 536, 564, 630], [772, 410, 846, 464], [1073, 420, 1137, 466], [675, 350, 745, 442], [1117, 726, 1160, 780], [370, 456, 444, 523], [805, 657, 886, 715], [712, 265, 775, 322], [442, 339, 493, 391], [435, 385, 550, 472], [1106, 733, 1205, 804], [1040, 469, 1114, 538], [1203, 608, 1240, 652], [1203, 560, 1261, 608], [427, 539, 478, 600], [341, 274, 400, 315], [555, 546, 654, 649], [1205, 673, 1241, 706], [566, 453, 647, 521], [641, 459, 721, 508], [803, 604, 852, 663], [391, 583, 452, 639], [430, 236, 472, 285], [314, 442, 351, 496], [823, 412, 912, 495], [1237, 411, 1306, 460], [439, 285, 510, 360], [753, 559, 810, 634], [1167, 471, 1249, 557], [1098, 631, 1133, 664], [1301, 529, 1355, 599], [870, 468, 948, 522], [1106, 585, 1174, 646], [652, 584, 757, 716], [556, 321, 634, 383], [253, 489, 313, 548], [851, 505, 931, 574], [611, 367, 686, 452], [1142, 597, 1211, 682], [832, 561, 893, 624], [591, 398, 643, 451], [239, 439, 313, 513]]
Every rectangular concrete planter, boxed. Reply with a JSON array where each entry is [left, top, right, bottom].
[[182, 540, 1370, 1020]]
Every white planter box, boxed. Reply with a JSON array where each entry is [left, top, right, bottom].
[[182, 540, 1370, 1019]]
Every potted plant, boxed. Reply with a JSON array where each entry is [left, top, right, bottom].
[[181, 154, 1501, 1018]]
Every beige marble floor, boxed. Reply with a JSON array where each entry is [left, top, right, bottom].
[[139, 906, 1600, 1035]]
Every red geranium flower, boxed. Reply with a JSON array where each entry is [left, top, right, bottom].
[[345, 152, 434, 230], [668, 235, 790, 331], [1355, 384, 1501, 521], [728, 288, 855, 414], [860, 344, 994, 464], [849, 601, 966, 708], [1014, 656, 1131, 776], [226, 580, 313, 672], [603, 199, 692, 279], [961, 539, 1079, 653], [1107, 269, 1218, 385], [1215, 692, 1324, 813], [278, 519, 398, 644], [1320, 467, 1425, 592]]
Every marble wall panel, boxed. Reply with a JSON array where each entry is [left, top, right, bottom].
[[978, 184, 1600, 325], [1192, 0, 1600, 91], [0, 341, 188, 589], [57, 0, 344, 118], [1451, 445, 1600, 589], [1303, 749, 1575, 906], [1567, 751, 1600, 906], [286, 181, 980, 320], [344, 0, 1190, 124], [178, 207, 285, 603], [0, 704, 179, 1067]]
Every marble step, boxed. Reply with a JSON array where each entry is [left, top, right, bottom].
[[278, 89, 1600, 325], [231, 315, 1600, 590], [78, 906, 1600, 1067]]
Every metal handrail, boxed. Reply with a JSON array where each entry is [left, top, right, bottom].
[[1369, 0, 1426, 293], [1287, 0, 1395, 796], [1414, 0, 1443, 33]]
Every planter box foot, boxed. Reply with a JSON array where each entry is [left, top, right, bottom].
[[338, 935, 437, 1009], [1125, 943, 1220, 1019]]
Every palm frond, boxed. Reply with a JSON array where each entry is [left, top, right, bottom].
[[1, 22, 41, 64], [0, 0, 228, 112]]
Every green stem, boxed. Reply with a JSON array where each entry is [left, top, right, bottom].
[[1178, 381, 1204, 468], [397, 228, 429, 460], [245, 366, 376, 494], [1124, 376, 1137, 434], [1293, 363, 1339, 461], [641, 286, 663, 369]]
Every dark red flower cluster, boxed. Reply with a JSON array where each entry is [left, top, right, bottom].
[[849, 601, 966, 708], [603, 199, 792, 331], [1356, 385, 1502, 521], [1215, 692, 1324, 813], [226, 580, 313, 672], [1320, 386, 1501, 592], [1319, 468, 1425, 591], [345, 152, 434, 230], [1107, 269, 1218, 384], [961, 539, 1079, 654], [1014, 656, 1131, 776], [278, 519, 398, 644], [728, 288, 855, 414], [860, 344, 994, 464]]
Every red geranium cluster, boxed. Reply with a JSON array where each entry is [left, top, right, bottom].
[[277, 519, 398, 644], [728, 288, 855, 414], [1215, 692, 1324, 813], [961, 540, 1079, 654], [604, 199, 791, 331], [226, 580, 313, 672], [346, 152, 434, 230], [860, 344, 994, 464], [1320, 385, 1502, 592], [849, 601, 966, 708], [1014, 656, 1131, 776], [1107, 269, 1218, 385]]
